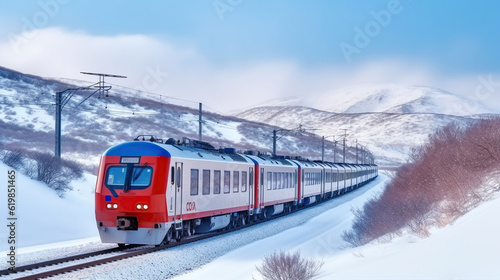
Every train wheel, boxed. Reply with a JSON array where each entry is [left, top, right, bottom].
[[238, 214, 246, 227], [252, 214, 258, 223], [117, 243, 126, 249], [231, 214, 237, 228]]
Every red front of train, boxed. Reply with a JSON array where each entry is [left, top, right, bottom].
[[95, 142, 172, 245]]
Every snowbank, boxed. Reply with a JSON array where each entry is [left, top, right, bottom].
[[0, 162, 98, 251]]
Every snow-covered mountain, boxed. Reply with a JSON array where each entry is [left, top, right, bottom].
[[235, 84, 500, 167], [318, 84, 495, 115], [263, 84, 495, 116], [237, 106, 475, 167]]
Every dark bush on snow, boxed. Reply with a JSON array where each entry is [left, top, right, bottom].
[[255, 250, 323, 280], [1, 147, 84, 197]]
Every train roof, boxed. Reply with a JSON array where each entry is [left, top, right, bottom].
[[104, 137, 378, 167]]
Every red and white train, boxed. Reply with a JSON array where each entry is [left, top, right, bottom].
[[95, 136, 378, 246]]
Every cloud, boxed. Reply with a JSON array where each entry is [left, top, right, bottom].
[[1, 27, 498, 115]]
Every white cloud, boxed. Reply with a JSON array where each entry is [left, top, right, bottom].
[[1, 27, 499, 115]]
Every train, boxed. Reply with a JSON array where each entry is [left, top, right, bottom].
[[95, 136, 378, 246]]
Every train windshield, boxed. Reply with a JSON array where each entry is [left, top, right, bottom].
[[105, 165, 153, 197], [131, 166, 153, 187]]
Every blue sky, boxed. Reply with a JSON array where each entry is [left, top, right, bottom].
[[0, 0, 499, 112]]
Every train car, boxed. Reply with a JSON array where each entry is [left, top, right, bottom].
[[95, 138, 255, 245], [291, 160, 324, 206], [245, 154, 298, 217]]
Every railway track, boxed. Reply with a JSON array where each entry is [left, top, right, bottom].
[[0, 212, 285, 279], [0, 245, 138, 279]]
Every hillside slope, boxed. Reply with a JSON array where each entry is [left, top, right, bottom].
[[0, 66, 354, 169], [237, 106, 475, 166]]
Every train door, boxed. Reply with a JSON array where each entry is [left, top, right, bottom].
[[260, 167, 265, 209], [249, 167, 254, 213], [294, 170, 298, 201], [301, 168, 305, 200], [321, 167, 326, 199], [174, 162, 183, 230]]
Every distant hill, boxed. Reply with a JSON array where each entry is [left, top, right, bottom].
[[254, 83, 495, 116], [318, 84, 494, 115], [237, 106, 477, 167]]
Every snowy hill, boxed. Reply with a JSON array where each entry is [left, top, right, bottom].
[[235, 84, 499, 166], [0, 162, 97, 248], [237, 106, 475, 167], [317, 84, 494, 115], [266, 84, 496, 116]]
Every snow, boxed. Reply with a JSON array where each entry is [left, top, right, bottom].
[[0, 162, 98, 250], [1, 164, 499, 279], [203, 120, 244, 144]]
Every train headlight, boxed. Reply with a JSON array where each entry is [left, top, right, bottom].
[[136, 203, 149, 210], [106, 203, 112, 209], [113, 204, 118, 209]]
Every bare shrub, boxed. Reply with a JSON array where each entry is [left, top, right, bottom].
[[25, 151, 84, 197], [2, 149, 25, 170], [255, 251, 323, 280], [343, 118, 500, 246]]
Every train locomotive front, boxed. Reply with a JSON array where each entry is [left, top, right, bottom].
[[95, 141, 171, 245]]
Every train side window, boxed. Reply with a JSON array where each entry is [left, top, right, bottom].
[[224, 171, 230, 194], [242, 171, 247, 192], [170, 166, 175, 185], [267, 172, 272, 190], [190, 169, 199, 196], [202, 170, 210, 195], [233, 171, 240, 193], [214, 170, 221, 194], [273, 172, 277, 190]]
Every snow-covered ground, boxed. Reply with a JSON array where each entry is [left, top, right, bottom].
[[1, 163, 499, 279], [0, 162, 98, 250], [173, 175, 500, 280]]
